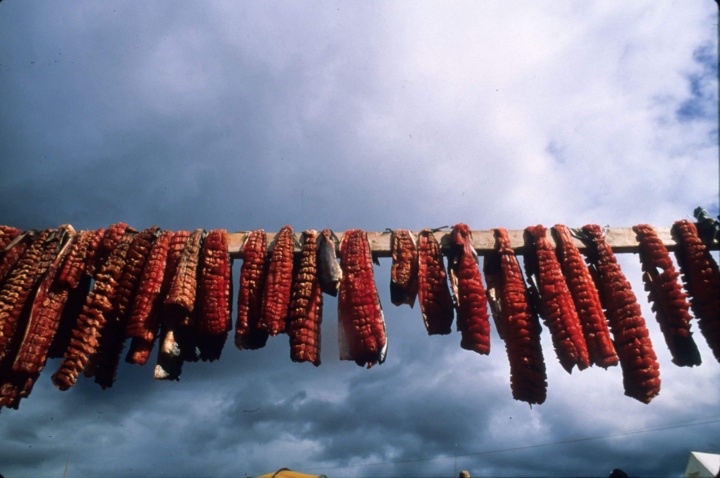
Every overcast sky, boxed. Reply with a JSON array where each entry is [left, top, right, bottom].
[[0, 1, 718, 477]]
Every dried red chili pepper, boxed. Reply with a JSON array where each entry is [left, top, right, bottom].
[[672, 219, 720, 362], [234, 230, 270, 350], [582, 224, 661, 403], [523, 225, 589, 373], [484, 228, 547, 404], [552, 224, 618, 369], [416, 229, 454, 335], [259, 225, 294, 335], [287, 230, 323, 366], [448, 223, 490, 355], [634, 223, 701, 367], [338, 229, 387, 368], [389, 229, 419, 307]]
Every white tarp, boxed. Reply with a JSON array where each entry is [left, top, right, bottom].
[[684, 451, 720, 478]]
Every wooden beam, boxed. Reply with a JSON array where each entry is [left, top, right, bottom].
[[226, 226, 718, 259]]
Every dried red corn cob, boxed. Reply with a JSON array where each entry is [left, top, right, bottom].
[[484, 228, 547, 404], [234, 230, 270, 350], [416, 229, 454, 335], [390, 229, 419, 307], [672, 219, 720, 362], [524, 225, 590, 373], [57, 229, 97, 289], [317, 229, 342, 297], [552, 225, 618, 369], [338, 229, 387, 368], [287, 230, 323, 366], [51, 229, 136, 391], [0, 229, 57, 362], [196, 229, 232, 362], [91, 227, 160, 388], [634, 224, 701, 367], [448, 223, 490, 355], [582, 224, 661, 403], [259, 225, 294, 335], [12, 226, 76, 375], [152, 231, 190, 378]]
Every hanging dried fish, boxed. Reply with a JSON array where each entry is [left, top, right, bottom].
[[416, 229, 454, 335], [0, 229, 59, 362], [57, 229, 96, 289], [1, 227, 76, 409], [484, 228, 547, 405], [287, 230, 323, 366], [448, 223, 490, 355], [672, 219, 720, 362], [317, 229, 342, 297], [47, 275, 92, 359], [634, 224, 701, 367], [152, 230, 190, 379], [259, 225, 294, 336], [523, 225, 589, 373], [165, 229, 205, 315], [234, 230, 270, 350], [552, 225, 618, 369], [124, 230, 173, 365], [0, 231, 37, 287], [83, 228, 107, 278], [196, 229, 232, 361], [0, 226, 22, 252], [91, 227, 160, 388], [51, 228, 137, 391], [338, 229, 387, 368], [582, 224, 660, 403], [13, 227, 76, 374], [90, 223, 129, 277], [154, 229, 204, 378], [389, 229, 419, 307]]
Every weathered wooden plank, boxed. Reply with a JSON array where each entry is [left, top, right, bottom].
[[226, 226, 716, 259]]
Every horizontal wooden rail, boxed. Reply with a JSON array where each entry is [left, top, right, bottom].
[[226, 226, 718, 259]]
